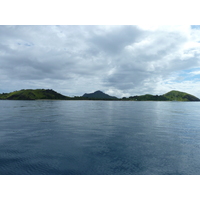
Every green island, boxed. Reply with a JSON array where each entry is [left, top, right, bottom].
[[0, 89, 199, 101]]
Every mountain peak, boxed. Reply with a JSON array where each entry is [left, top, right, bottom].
[[82, 90, 117, 99], [93, 90, 104, 94]]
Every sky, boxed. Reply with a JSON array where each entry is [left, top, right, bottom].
[[1, 25, 200, 98]]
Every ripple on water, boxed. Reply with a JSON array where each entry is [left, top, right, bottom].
[[1, 101, 200, 175]]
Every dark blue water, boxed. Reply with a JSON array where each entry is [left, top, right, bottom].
[[1, 100, 200, 175]]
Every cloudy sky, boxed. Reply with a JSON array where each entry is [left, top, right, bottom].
[[1, 25, 200, 97]]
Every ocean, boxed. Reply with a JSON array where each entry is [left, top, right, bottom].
[[1, 100, 200, 175]]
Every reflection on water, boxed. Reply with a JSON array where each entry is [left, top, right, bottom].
[[1, 100, 200, 175]]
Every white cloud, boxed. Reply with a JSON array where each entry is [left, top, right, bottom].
[[189, 70, 200, 75]]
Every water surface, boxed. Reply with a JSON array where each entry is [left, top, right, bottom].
[[1, 100, 200, 175]]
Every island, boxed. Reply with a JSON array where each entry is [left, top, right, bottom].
[[0, 89, 70, 100], [0, 89, 199, 101]]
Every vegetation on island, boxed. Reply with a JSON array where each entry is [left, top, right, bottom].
[[162, 90, 200, 101], [126, 94, 168, 101], [0, 89, 199, 101], [0, 89, 70, 100], [124, 90, 200, 101], [82, 90, 118, 100]]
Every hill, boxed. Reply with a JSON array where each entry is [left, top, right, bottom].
[[127, 90, 200, 101], [82, 90, 118, 100], [0, 89, 70, 100], [163, 90, 200, 101]]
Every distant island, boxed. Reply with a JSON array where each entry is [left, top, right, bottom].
[[0, 89, 199, 101], [82, 90, 118, 100]]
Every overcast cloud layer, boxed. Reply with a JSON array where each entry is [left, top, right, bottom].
[[1, 25, 200, 97]]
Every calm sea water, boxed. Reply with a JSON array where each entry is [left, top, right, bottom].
[[1, 100, 200, 175]]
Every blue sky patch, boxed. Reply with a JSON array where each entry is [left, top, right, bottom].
[[191, 25, 200, 29]]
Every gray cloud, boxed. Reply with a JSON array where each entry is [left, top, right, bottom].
[[88, 25, 143, 54]]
